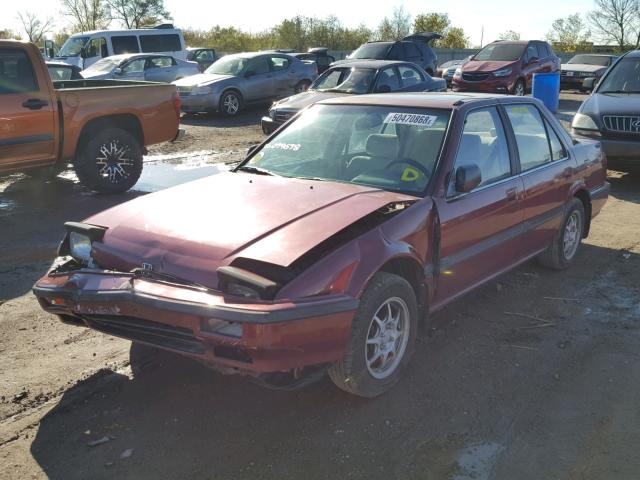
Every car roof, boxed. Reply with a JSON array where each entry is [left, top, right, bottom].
[[623, 50, 640, 58], [331, 59, 418, 69], [316, 92, 515, 109]]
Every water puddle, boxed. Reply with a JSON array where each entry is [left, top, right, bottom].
[[452, 443, 504, 480]]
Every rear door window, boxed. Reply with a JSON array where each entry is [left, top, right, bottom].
[[122, 58, 146, 74], [270, 56, 291, 72], [147, 56, 173, 69], [398, 64, 424, 87], [0, 48, 38, 93], [376, 66, 401, 91], [139, 34, 181, 52], [505, 104, 553, 171], [112, 36, 140, 54]]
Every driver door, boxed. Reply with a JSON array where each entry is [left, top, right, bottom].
[[432, 106, 524, 307], [243, 56, 274, 101]]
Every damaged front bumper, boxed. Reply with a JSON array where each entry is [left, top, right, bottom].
[[33, 265, 358, 375]]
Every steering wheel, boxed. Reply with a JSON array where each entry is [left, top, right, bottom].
[[386, 158, 431, 178]]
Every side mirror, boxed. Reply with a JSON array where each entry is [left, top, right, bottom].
[[114, 67, 123, 76], [244, 70, 256, 78], [375, 84, 391, 93], [582, 77, 596, 91], [455, 164, 482, 193], [247, 144, 259, 155]]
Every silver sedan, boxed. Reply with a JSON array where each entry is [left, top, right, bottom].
[[172, 52, 318, 116], [81, 53, 200, 82]]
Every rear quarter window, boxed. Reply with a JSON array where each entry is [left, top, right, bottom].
[[139, 34, 182, 53], [112, 36, 140, 54]]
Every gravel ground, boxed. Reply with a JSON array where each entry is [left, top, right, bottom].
[[1, 93, 639, 480]]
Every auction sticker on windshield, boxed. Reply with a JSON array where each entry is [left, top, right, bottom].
[[384, 113, 437, 127]]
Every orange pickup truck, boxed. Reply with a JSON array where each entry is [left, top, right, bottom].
[[0, 40, 181, 193]]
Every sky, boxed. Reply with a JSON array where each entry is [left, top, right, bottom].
[[3, 0, 595, 47]]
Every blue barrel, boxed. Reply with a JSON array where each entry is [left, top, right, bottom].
[[532, 72, 560, 113]]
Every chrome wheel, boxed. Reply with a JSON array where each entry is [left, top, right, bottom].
[[563, 210, 582, 260], [365, 297, 410, 380], [223, 93, 240, 115], [95, 139, 135, 184]]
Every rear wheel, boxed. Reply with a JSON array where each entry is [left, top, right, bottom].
[[219, 90, 242, 116], [328, 272, 418, 397], [74, 127, 143, 193], [538, 198, 585, 269], [294, 80, 311, 93]]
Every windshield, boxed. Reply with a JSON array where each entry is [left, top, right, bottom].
[[568, 55, 611, 66], [350, 43, 391, 60], [82, 57, 121, 73], [473, 44, 524, 62], [47, 65, 73, 80], [312, 68, 376, 94], [598, 57, 640, 93], [205, 55, 249, 75], [58, 36, 89, 57], [241, 104, 451, 196]]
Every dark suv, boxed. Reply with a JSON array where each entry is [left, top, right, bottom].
[[335, 32, 442, 75], [452, 40, 560, 95]]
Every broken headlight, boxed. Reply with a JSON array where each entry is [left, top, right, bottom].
[[58, 222, 106, 266], [217, 265, 279, 300]]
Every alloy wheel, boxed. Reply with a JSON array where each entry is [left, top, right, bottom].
[[365, 297, 410, 380], [95, 140, 135, 184], [563, 210, 582, 260], [223, 94, 240, 115]]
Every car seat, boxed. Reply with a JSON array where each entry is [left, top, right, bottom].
[[347, 134, 399, 177]]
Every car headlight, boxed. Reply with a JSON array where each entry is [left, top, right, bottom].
[[572, 113, 599, 131], [69, 232, 92, 263], [493, 67, 512, 77], [201, 318, 243, 337], [454, 67, 462, 76], [217, 265, 279, 300], [193, 85, 212, 95]]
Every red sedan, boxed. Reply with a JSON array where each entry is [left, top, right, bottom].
[[34, 93, 609, 397]]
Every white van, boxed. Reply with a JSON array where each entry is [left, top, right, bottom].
[[55, 25, 186, 69]]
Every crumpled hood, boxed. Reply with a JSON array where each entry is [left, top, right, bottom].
[[462, 60, 516, 73], [274, 90, 349, 111], [87, 172, 414, 288], [172, 73, 234, 87], [561, 64, 605, 73]]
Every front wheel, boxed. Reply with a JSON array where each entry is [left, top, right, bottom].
[[219, 91, 242, 116], [328, 272, 418, 397], [512, 79, 525, 96], [74, 127, 143, 194], [538, 198, 585, 269]]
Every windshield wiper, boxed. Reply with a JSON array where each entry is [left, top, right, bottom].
[[235, 165, 276, 176]]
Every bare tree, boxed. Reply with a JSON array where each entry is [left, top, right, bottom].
[[497, 30, 521, 41], [106, 0, 171, 29], [588, 0, 639, 50], [376, 5, 412, 41], [546, 14, 592, 52], [61, 0, 111, 32], [17, 11, 53, 44]]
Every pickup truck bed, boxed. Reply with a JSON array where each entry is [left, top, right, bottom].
[[0, 40, 181, 193]]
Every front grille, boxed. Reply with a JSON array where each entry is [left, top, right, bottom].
[[273, 109, 297, 123], [83, 314, 206, 354], [602, 115, 640, 134], [462, 72, 490, 82]]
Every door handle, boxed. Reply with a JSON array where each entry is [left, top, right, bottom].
[[506, 188, 518, 201], [22, 98, 49, 110]]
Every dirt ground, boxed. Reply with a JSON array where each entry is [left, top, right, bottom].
[[1, 94, 639, 479]]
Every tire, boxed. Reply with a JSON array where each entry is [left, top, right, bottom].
[[74, 127, 143, 193], [538, 198, 585, 270], [512, 79, 525, 96], [219, 90, 242, 116], [328, 272, 418, 397], [294, 80, 311, 93]]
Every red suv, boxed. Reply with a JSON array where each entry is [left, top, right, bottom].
[[452, 40, 560, 96]]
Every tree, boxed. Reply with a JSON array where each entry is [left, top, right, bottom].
[[61, 0, 111, 32], [498, 30, 521, 41], [546, 13, 592, 52], [588, 0, 639, 50], [0, 29, 21, 40], [17, 11, 53, 44], [107, 0, 171, 29], [412, 12, 470, 48], [441, 27, 470, 48], [376, 6, 412, 41]]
